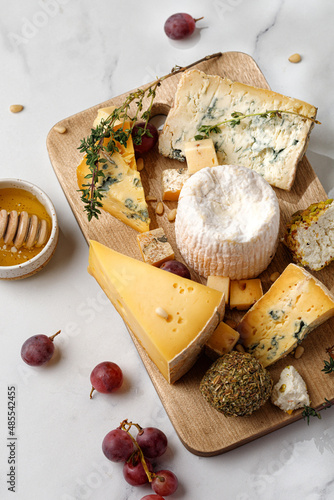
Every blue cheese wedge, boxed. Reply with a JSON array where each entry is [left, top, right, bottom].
[[137, 228, 174, 266], [159, 69, 317, 190], [238, 263, 334, 367], [271, 365, 310, 414]]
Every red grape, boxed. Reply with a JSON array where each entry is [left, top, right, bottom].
[[132, 122, 158, 154], [152, 470, 178, 496], [160, 260, 191, 279], [90, 361, 123, 398], [136, 427, 168, 459], [21, 331, 60, 366], [102, 428, 134, 462], [141, 496, 165, 500], [123, 454, 153, 486], [164, 13, 202, 40]]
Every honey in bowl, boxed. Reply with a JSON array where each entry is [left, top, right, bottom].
[[0, 188, 52, 267]]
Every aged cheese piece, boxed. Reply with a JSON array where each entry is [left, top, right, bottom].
[[137, 228, 174, 266], [205, 321, 240, 359], [162, 168, 190, 201], [88, 240, 225, 383], [283, 199, 334, 271], [238, 263, 334, 367], [207, 276, 230, 304], [77, 123, 149, 232], [159, 69, 317, 190], [229, 279, 263, 310], [271, 365, 310, 414], [175, 164, 280, 279], [184, 138, 218, 174]]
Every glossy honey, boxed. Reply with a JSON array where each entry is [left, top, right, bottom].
[[0, 188, 52, 266]]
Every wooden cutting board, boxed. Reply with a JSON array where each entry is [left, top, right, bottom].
[[47, 51, 334, 456]]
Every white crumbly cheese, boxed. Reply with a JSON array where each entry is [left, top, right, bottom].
[[159, 69, 317, 190], [162, 168, 190, 201], [271, 365, 310, 413], [294, 202, 334, 270], [175, 164, 280, 279]]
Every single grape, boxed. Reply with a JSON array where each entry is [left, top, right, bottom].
[[136, 427, 168, 459], [132, 122, 158, 154], [102, 428, 134, 462], [140, 495, 165, 500], [21, 330, 60, 366], [90, 361, 123, 398], [160, 260, 191, 279], [152, 470, 178, 496], [164, 13, 203, 40], [123, 454, 153, 486]]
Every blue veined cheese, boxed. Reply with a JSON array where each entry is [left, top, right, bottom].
[[159, 69, 317, 190], [271, 365, 310, 414], [238, 263, 334, 367], [175, 164, 280, 279]]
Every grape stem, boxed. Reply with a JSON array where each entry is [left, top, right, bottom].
[[194, 16, 204, 22], [49, 330, 61, 342], [119, 419, 154, 482]]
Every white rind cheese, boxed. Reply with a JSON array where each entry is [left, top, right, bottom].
[[271, 365, 310, 414], [159, 69, 317, 190], [175, 164, 280, 279]]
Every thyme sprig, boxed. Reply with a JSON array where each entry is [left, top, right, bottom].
[[78, 52, 222, 221], [322, 345, 334, 374], [302, 399, 333, 425], [194, 109, 321, 141]]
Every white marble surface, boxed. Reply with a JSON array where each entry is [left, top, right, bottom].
[[1, 1, 334, 499]]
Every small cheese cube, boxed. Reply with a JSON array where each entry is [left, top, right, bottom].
[[205, 321, 240, 359], [137, 228, 174, 267], [207, 276, 230, 305], [184, 138, 219, 174], [162, 168, 190, 201], [230, 279, 263, 310]]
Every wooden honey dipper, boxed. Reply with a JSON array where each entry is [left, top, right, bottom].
[[0, 209, 49, 249]]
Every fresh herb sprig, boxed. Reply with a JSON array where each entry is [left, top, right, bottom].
[[302, 399, 333, 425], [194, 109, 321, 141], [322, 346, 334, 374], [78, 52, 222, 221]]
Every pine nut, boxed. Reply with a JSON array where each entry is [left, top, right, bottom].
[[155, 202, 164, 215], [10, 104, 24, 113], [288, 53, 301, 63], [54, 125, 67, 134], [155, 307, 169, 319], [137, 158, 144, 171], [235, 344, 245, 353], [270, 271, 280, 282], [294, 345, 305, 359], [167, 209, 177, 222], [145, 195, 157, 202]]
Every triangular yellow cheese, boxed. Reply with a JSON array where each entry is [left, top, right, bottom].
[[88, 240, 225, 383]]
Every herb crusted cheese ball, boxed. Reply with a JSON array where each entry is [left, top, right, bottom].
[[200, 351, 272, 416], [284, 199, 334, 271]]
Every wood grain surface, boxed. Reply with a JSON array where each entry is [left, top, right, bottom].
[[47, 52, 334, 456]]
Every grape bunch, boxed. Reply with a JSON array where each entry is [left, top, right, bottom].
[[102, 419, 178, 497]]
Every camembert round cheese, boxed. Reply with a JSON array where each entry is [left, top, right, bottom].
[[175, 165, 280, 279]]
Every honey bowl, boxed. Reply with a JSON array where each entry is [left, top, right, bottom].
[[0, 179, 59, 279]]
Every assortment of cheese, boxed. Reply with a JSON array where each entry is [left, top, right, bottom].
[[81, 71, 334, 417]]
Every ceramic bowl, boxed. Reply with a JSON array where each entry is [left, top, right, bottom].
[[0, 178, 59, 280]]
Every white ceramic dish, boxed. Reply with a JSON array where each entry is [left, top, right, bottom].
[[0, 178, 59, 280]]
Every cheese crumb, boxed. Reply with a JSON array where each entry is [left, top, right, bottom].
[[271, 365, 310, 413]]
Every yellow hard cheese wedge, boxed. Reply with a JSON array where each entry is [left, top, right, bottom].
[[238, 263, 334, 367], [88, 240, 225, 383], [77, 122, 149, 232]]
